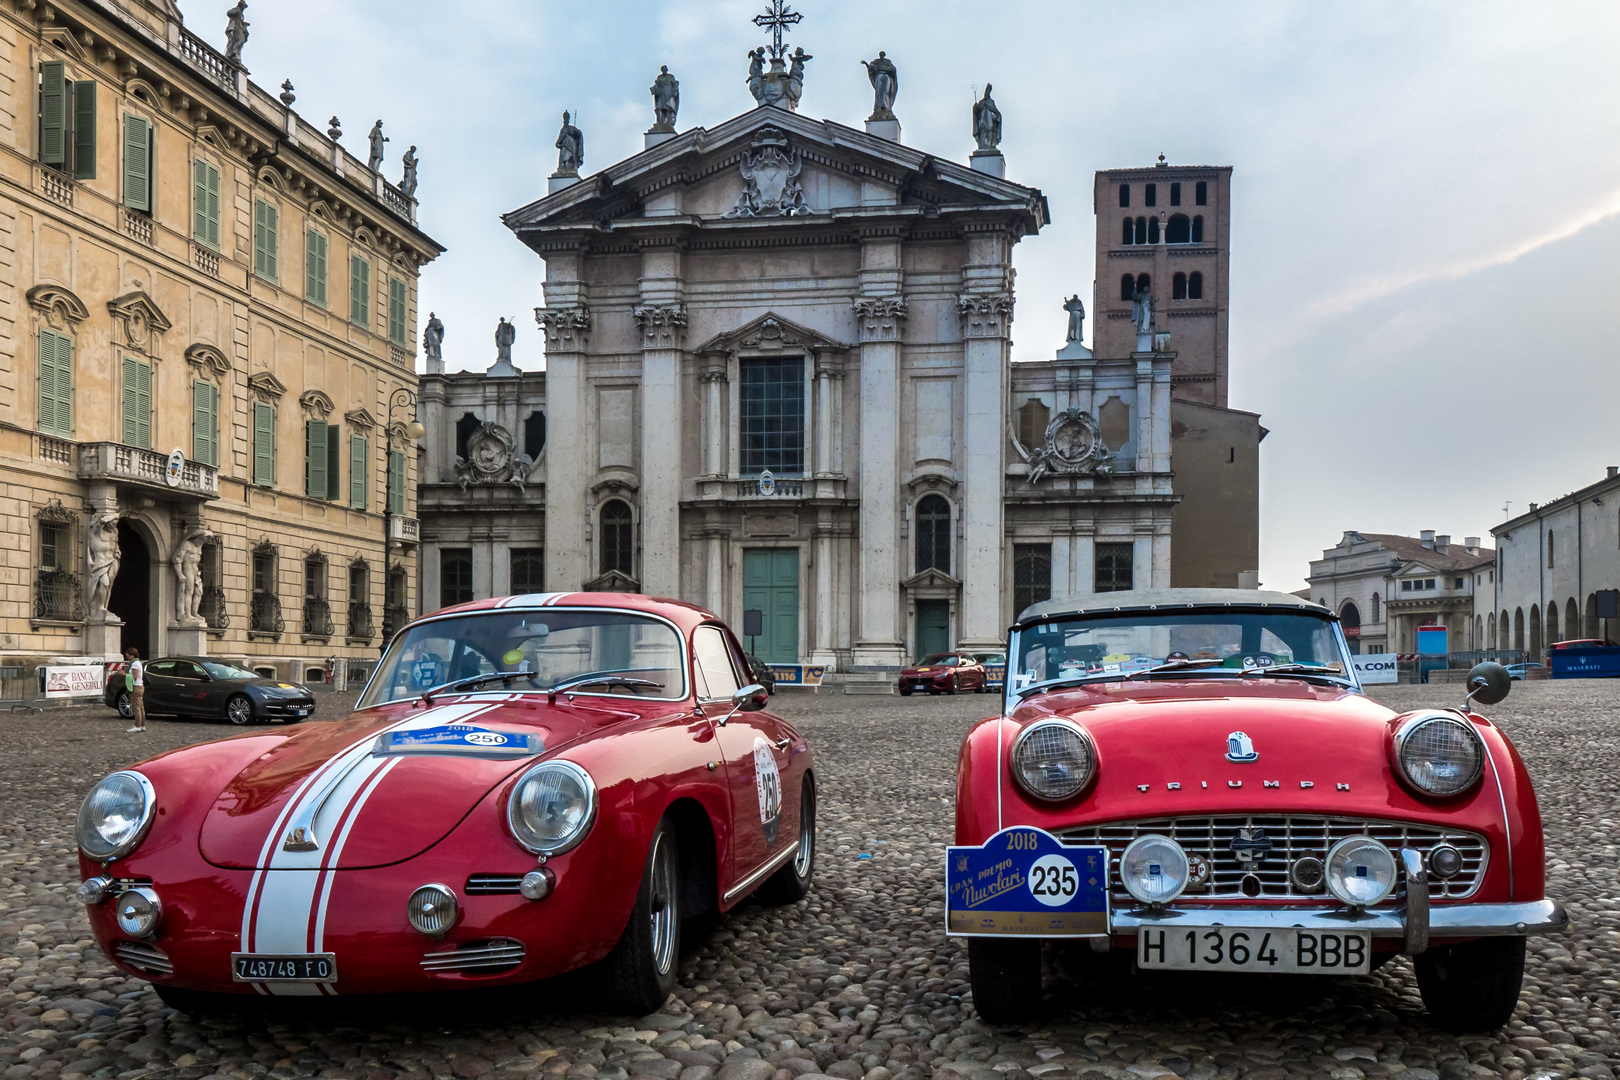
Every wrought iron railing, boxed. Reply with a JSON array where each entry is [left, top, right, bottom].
[[201, 585, 229, 630], [303, 597, 334, 638], [33, 569, 84, 622], [383, 604, 409, 640], [348, 601, 375, 640], [250, 593, 284, 635], [179, 28, 236, 92]]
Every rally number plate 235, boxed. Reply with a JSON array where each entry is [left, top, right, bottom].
[[1137, 926, 1371, 974], [946, 826, 1108, 936]]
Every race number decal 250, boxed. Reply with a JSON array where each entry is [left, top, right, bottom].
[[946, 826, 1109, 937]]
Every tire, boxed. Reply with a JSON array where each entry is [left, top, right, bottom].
[[947, 676, 959, 695], [899, 687, 913, 697], [114, 690, 132, 719], [1414, 936, 1526, 1032], [759, 778, 815, 904], [968, 936, 1042, 1024], [226, 695, 255, 726], [595, 817, 681, 1014]]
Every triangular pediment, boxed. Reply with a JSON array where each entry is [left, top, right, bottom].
[[902, 567, 962, 591], [693, 312, 850, 356], [584, 569, 640, 593], [107, 291, 173, 333], [505, 105, 1046, 237]]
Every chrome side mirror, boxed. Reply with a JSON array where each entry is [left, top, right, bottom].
[[717, 683, 769, 726], [1464, 661, 1511, 709]]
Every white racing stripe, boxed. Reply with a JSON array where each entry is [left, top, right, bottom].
[[239, 700, 501, 994]]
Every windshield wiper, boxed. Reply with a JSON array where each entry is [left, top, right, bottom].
[[546, 671, 665, 702], [420, 669, 535, 705], [1246, 663, 1353, 685], [1123, 658, 1231, 680]]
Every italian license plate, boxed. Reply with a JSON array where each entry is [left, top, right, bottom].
[[1137, 927, 1370, 974], [231, 953, 337, 982]]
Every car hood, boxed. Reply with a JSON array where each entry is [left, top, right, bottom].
[[902, 665, 952, 676], [1014, 677, 1498, 820], [197, 694, 646, 870], [244, 678, 312, 698]]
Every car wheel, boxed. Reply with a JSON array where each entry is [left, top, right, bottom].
[[759, 778, 815, 904], [947, 675, 959, 695], [1414, 936, 1526, 1032], [968, 936, 1042, 1024], [596, 816, 681, 1014], [899, 686, 913, 696], [226, 695, 255, 726], [114, 690, 132, 719]]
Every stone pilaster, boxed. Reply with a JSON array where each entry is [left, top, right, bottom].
[[701, 365, 728, 478], [957, 290, 1014, 651], [634, 251, 687, 598], [851, 280, 906, 668], [535, 300, 591, 590]]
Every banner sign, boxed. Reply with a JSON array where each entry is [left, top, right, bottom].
[[767, 664, 825, 689], [1415, 626, 1448, 656], [982, 662, 1006, 690], [946, 826, 1109, 937], [43, 664, 105, 698], [1351, 654, 1399, 685], [1549, 646, 1620, 679]]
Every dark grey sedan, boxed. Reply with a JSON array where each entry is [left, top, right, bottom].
[[104, 657, 316, 725]]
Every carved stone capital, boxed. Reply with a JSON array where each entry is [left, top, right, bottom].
[[633, 303, 688, 349], [853, 297, 908, 343], [701, 366, 729, 385], [535, 304, 592, 351], [958, 292, 1015, 339]]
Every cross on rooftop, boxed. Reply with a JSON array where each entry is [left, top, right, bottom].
[[752, 0, 802, 60]]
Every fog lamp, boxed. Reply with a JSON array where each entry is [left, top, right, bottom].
[[1119, 834, 1189, 906], [1325, 836, 1397, 908], [77, 875, 113, 905], [407, 883, 459, 936], [1427, 843, 1463, 880], [115, 886, 162, 938], [519, 867, 555, 901]]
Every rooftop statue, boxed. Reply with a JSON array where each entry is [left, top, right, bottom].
[[650, 66, 680, 131], [367, 120, 388, 173], [862, 51, 897, 120], [555, 111, 583, 175], [224, 2, 249, 65], [400, 145, 419, 197], [423, 312, 444, 363], [495, 317, 516, 365], [1064, 294, 1085, 343], [973, 85, 1002, 151]]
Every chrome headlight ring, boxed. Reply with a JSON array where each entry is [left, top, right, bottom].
[[1010, 718, 1096, 802], [75, 771, 156, 863], [506, 760, 598, 856], [1395, 713, 1485, 797]]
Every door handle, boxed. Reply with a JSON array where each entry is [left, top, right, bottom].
[[773, 737, 791, 751]]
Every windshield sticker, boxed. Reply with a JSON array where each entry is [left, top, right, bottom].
[[411, 660, 443, 688], [502, 649, 524, 666], [753, 737, 783, 846], [372, 725, 542, 759]]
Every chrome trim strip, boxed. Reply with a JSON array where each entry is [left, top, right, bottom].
[[1109, 898, 1567, 938], [723, 840, 799, 905], [1483, 734, 1515, 899]]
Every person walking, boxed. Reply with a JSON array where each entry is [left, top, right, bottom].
[[124, 647, 146, 733]]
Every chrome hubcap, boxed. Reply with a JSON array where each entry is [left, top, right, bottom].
[[648, 832, 678, 975], [794, 789, 815, 878]]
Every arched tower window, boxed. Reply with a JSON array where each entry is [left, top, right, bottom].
[[1135, 216, 1148, 244], [1188, 272, 1204, 300], [1135, 273, 1150, 296], [1120, 274, 1135, 302], [523, 411, 546, 460], [1169, 181, 1182, 206], [1166, 213, 1190, 244], [1195, 181, 1207, 205], [1172, 273, 1187, 300], [1122, 218, 1134, 245], [1191, 216, 1204, 243], [1118, 183, 1130, 208], [1147, 217, 1160, 244], [915, 495, 951, 575], [1370, 592, 1380, 623], [600, 500, 634, 577]]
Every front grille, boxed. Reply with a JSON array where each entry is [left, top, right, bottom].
[[1059, 815, 1487, 903], [113, 940, 173, 975], [465, 874, 525, 895], [420, 938, 525, 974]]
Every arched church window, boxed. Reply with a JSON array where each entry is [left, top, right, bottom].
[[1173, 273, 1187, 300], [915, 495, 951, 575], [524, 411, 546, 460], [454, 412, 480, 461], [1166, 214, 1190, 244], [1188, 272, 1204, 300], [1191, 215, 1205, 243], [1147, 217, 1160, 244], [1370, 592, 1380, 623], [1122, 218, 1134, 245], [600, 500, 634, 577], [1120, 275, 1135, 302], [1118, 183, 1130, 208]]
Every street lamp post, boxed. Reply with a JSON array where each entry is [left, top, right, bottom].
[[382, 387, 425, 648]]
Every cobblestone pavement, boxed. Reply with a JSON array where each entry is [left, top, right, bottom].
[[2, 680, 1615, 1080]]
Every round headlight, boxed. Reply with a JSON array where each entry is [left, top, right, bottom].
[[1011, 720, 1095, 801], [506, 761, 597, 855], [115, 887, 162, 937], [1325, 836, 1397, 907], [1397, 715, 1484, 796], [1119, 834, 1189, 906], [406, 883, 458, 935], [76, 771, 155, 862]]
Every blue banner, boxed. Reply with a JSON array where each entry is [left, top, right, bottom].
[[946, 826, 1109, 937], [1550, 647, 1620, 679], [767, 664, 825, 688], [982, 662, 1006, 690]]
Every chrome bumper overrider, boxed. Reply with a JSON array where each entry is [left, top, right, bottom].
[[1109, 898, 1568, 953]]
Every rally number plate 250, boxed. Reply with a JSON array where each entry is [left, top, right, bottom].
[[946, 826, 1108, 937]]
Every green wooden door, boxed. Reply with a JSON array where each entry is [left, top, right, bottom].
[[916, 600, 950, 661], [742, 548, 799, 664]]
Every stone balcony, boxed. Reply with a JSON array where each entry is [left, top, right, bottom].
[[389, 516, 421, 545], [78, 442, 219, 500], [693, 474, 849, 503]]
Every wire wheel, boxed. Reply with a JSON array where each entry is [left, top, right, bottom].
[[227, 696, 253, 725], [647, 829, 679, 976]]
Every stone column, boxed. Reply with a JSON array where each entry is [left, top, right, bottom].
[[810, 513, 838, 670], [1135, 358, 1154, 474], [704, 527, 725, 615], [957, 287, 1014, 652], [701, 365, 727, 477], [635, 300, 687, 599], [851, 287, 907, 669], [537, 272, 592, 590]]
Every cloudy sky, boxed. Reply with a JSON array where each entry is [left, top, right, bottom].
[[226, 1, 1620, 590]]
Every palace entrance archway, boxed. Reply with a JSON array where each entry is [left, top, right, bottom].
[[108, 520, 152, 658]]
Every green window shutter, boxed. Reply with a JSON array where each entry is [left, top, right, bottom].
[[350, 433, 368, 509], [135, 360, 152, 448], [388, 449, 404, 515], [38, 329, 71, 436], [39, 61, 66, 166], [306, 230, 327, 305], [194, 159, 221, 247], [192, 380, 218, 466], [265, 203, 278, 279], [254, 200, 279, 281], [123, 114, 150, 212], [389, 278, 407, 345], [305, 418, 327, 497], [253, 402, 276, 486], [350, 256, 369, 327], [121, 356, 138, 444], [205, 162, 220, 248], [326, 423, 341, 500], [72, 81, 96, 179]]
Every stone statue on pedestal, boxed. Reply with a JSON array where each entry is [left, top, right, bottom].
[[86, 512, 120, 621], [495, 317, 516, 364], [172, 525, 212, 627], [650, 66, 680, 130], [1132, 285, 1154, 348], [554, 111, 583, 175], [224, 2, 249, 65], [367, 120, 388, 173], [862, 52, 898, 120], [400, 145, 419, 197], [973, 85, 1002, 151], [423, 312, 444, 363], [1064, 295, 1085, 342]]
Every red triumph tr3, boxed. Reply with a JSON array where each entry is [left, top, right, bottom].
[[73, 593, 815, 1012], [948, 588, 1567, 1032]]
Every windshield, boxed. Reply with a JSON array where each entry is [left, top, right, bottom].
[[1010, 609, 1352, 693], [919, 654, 956, 666], [358, 609, 687, 708], [203, 662, 260, 680]]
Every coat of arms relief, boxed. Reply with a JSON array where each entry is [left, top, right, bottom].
[[727, 127, 809, 218], [1011, 407, 1116, 485]]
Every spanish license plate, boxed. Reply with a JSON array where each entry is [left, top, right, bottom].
[[295, 707, 311, 716], [1137, 927, 1370, 974], [231, 953, 337, 982]]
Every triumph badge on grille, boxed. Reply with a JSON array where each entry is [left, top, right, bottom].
[[1230, 826, 1272, 865]]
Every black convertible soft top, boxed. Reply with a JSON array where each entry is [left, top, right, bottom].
[[1014, 588, 1333, 630]]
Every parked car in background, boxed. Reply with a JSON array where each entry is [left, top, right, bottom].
[[103, 658, 315, 725], [898, 652, 988, 695], [951, 588, 1565, 1032], [76, 593, 815, 1014], [1545, 639, 1619, 663], [1504, 662, 1545, 681]]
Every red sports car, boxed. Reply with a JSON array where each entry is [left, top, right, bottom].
[[74, 593, 815, 1012], [949, 588, 1567, 1032], [898, 652, 990, 696]]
